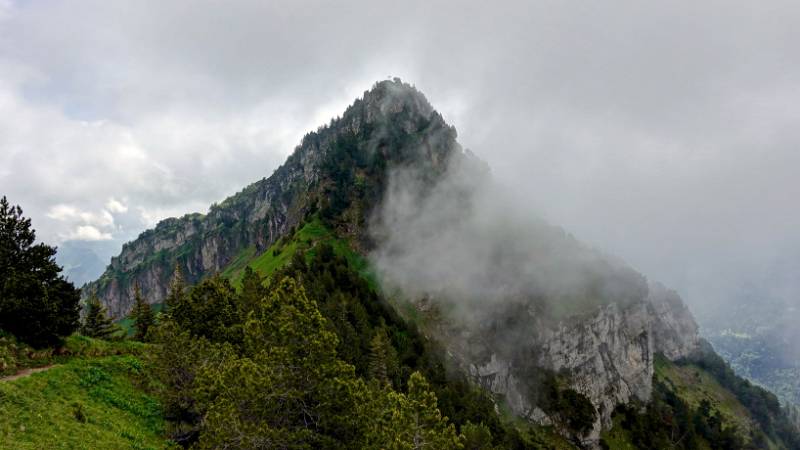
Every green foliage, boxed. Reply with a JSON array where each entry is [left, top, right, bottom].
[[82, 292, 122, 339], [170, 275, 241, 344], [130, 284, 155, 341], [193, 277, 366, 448], [684, 341, 800, 448], [2, 331, 147, 377], [149, 217, 537, 448], [147, 320, 232, 445], [0, 196, 80, 347], [604, 379, 751, 450], [222, 217, 350, 288], [269, 239, 514, 447], [603, 352, 800, 449], [149, 273, 469, 448], [63, 334, 147, 358], [365, 371, 463, 450], [462, 421, 496, 450], [555, 389, 597, 436], [238, 266, 265, 317], [368, 326, 399, 386]]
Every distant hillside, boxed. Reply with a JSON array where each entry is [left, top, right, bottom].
[[56, 240, 112, 286], [702, 295, 800, 407]]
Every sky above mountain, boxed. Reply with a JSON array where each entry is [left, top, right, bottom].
[[1, 0, 799, 314]]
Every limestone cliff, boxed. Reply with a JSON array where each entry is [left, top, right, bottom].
[[438, 282, 700, 447]]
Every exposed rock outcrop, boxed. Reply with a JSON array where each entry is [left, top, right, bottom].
[[450, 282, 700, 447]]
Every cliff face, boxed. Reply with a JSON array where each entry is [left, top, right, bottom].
[[87, 155, 306, 318], [86, 79, 459, 318], [459, 283, 699, 446]]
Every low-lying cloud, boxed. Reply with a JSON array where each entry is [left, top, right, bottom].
[[370, 151, 649, 324]]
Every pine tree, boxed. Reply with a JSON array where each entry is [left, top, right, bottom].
[[368, 371, 464, 449], [367, 325, 399, 387], [461, 422, 495, 450], [163, 264, 186, 313], [81, 292, 120, 339], [368, 331, 389, 385], [131, 283, 154, 341], [238, 266, 264, 316], [171, 275, 241, 343], [195, 277, 365, 448], [0, 196, 80, 347]]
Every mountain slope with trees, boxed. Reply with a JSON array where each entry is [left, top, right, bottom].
[[77, 80, 800, 448]]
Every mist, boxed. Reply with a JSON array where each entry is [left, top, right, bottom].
[[369, 147, 651, 327], [1, 0, 798, 359]]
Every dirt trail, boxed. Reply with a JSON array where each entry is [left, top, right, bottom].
[[0, 365, 56, 382]]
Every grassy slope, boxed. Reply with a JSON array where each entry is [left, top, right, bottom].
[[0, 354, 172, 449], [654, 354, 764, 444], [599, 355, 781, 449], [222, 217, 375, 290], [1, 333, 147, 377]]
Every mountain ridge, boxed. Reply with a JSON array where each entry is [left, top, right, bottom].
[[84, 79, 800, 448], [86, 79, 459, 318]]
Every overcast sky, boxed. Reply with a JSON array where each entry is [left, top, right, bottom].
[[1, 0, 799, 315]]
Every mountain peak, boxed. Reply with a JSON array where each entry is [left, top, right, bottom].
[[360, 78, 436, 119], [87, 80, 461, 317]]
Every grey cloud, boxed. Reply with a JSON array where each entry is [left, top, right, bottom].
[[0, 0, 798, 321]]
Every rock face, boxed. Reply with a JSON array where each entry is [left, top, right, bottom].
[[86, 79, 460, 318], [457, 282, 699, 446]]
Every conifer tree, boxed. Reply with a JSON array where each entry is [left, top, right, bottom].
[[163, 264, 186, 313], [368, 326, 398, 386], [238, 266, 264, 316], [131, 283, 154, 341], [461, 422, 495, 450], [0, 196, 80, 347], [81, 292, 120, 339], [369, 371, 464, 449]]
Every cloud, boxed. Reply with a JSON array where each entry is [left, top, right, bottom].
[[67, 225, 113, 242], [46, 204, 114, 228], [0, 0, 798, 319], [105, 198, 128, 214]]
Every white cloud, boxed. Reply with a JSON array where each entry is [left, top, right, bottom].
[[105, 198, 128, 214], [46, 204, 114, 227], [66, 225, 112, 242]]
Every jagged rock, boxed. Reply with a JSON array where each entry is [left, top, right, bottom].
[[452, 282, 699, 447], [85, 79, 459, 319]]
